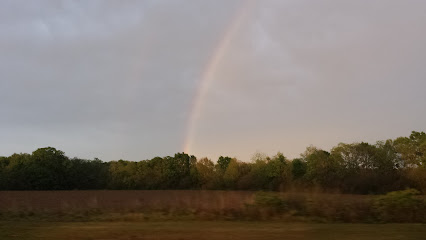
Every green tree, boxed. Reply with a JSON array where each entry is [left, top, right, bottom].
[[217, 156, 232, 171], [29, 147, 71, 190], [303, 146, 342, 189], [291, 158, 307, 180], [223, 158, 242, 189], [331, 141, 402, 193], [394, 131, 426, 167], [196, 157, 218, 189], [68, 158, 108, 189], [1, 153, 32, 189], [108, 160, 138, 189]]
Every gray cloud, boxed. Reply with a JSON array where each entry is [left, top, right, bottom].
[[1, 0, 425, 161]]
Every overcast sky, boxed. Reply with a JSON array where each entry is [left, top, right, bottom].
[[1, 0, 425, 161]]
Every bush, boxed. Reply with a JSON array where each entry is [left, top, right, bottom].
[[254, 192, 286, 210], [244, 192, 287, 219], [373, 189, 425, 222]]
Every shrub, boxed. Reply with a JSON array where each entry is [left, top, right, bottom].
[[254, 192, 286, 210], [373, 189, 425, 222], [244, 192, 287, 219]]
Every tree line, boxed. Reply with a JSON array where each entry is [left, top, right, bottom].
[[0, 131, 425, 194]]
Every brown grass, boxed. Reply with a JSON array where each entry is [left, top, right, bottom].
[[0, 190, 254, 212], [0, 190, 424, 222]]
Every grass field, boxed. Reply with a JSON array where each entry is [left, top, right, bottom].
[[1, 191, 425, 239], [0, 190, 425, 223], [0, 190, 255, 211], [0, 221, 425, 240]]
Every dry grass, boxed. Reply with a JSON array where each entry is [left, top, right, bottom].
[[0, 190, 424, 222], [0, 190, 254, 212]]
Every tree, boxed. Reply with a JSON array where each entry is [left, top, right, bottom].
[[196, 158, 217, 189], [1, 153, 32, 190], [29, 147, 71, 190], [108, 160, 138, 189], [68, 157, 108, 189], [0, 131, 424, 192], [217, 156, 232, 171], [243, 152, 290, 190], [331, 141, 402, 193], [223, 158, 241, 189], [303, 146, 342, 189], [394, 131, 426, 167], [291, 158, 307, 180]]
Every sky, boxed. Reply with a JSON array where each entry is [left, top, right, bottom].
[[1, 0, 426, 162]]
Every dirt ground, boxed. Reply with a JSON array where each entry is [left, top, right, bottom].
[[1, 221, 425, 240]]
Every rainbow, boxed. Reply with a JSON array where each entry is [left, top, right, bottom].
[[183, 0, 254, 154]]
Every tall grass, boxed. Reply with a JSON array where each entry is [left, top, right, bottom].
[[0, 190, 424, 222]]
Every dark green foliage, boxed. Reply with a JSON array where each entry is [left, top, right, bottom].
[[303, 147, 342, 189], [0, 148, 109, 190], [330, 141, 404, 194], [237, 153, 290, 190], [373, 189, 426, 222], [1, 131, 426, 193], [253, 191, 287, 211], [245, 191, 287, 219], [68, 158, 108, 189], [291, 158, 306, 179], [393, 131, 426, 167], [217, 156, 232, 171]]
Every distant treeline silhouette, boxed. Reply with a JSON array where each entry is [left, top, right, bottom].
[[0, 131, 425, 194]]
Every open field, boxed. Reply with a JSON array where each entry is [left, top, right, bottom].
[[1, 221, 425, 240], [0, 190, 425, 223], [0, 191, 425, 239], [0, 190, 372, 222], [0, 190, 374, 212], [0, 190, 255, 212]]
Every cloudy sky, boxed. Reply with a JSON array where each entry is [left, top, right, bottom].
[[1, 0, 425, 161]]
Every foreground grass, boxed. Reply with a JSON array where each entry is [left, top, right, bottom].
[[0, 221, 425, 240]]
